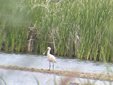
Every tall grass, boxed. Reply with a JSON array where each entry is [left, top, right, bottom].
[[0, 75, 7, 85], [0, 0, 113, 61]]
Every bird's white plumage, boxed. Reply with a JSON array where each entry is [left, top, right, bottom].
[[43, 47, 57, 70], [47, 53, 57, 63], [47, 47, 57, 63]]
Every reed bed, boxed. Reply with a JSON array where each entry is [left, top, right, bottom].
[[0, 0, 113, 61]]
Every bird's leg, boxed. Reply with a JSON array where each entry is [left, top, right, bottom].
[[53, 62, 54, 70], [49, 62, 51, 70]]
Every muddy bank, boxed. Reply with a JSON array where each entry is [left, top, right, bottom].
[[0, 65, 113, 81]]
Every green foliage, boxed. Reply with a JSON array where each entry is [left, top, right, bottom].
[[0, 0, 113, 61], [33, 75, 40, 85], [0, 75, 7, 85]]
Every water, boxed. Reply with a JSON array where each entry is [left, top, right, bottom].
[[0, 53, 113, 85]]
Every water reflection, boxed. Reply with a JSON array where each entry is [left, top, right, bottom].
[[0, 53, 113, 85]]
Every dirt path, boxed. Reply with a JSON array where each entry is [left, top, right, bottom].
[[0, 65, 113, 81]]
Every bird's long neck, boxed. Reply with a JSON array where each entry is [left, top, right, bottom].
[[47, 49, 50, 55]]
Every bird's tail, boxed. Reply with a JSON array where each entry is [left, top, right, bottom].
[[54, 60, 57, 63]]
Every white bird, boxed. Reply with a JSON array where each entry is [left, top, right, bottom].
[[43, 47, 57, 70]]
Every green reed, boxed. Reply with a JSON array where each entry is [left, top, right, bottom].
[[0, 75, 7, 85], [0, 0, 113, 61], [33, 75, 40, 85]]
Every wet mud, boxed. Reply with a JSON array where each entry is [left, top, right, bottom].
[[0, 65, 113, 81]]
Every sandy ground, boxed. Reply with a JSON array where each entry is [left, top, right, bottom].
[[0, 65, 113, 81]]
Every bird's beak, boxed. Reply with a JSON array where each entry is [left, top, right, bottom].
[[43, 49, 47, 55]]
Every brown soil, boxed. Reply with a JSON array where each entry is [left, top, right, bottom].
[[0, 65, 113, 81]]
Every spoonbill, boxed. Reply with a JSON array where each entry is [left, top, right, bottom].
[[43, 47, 57, 70]]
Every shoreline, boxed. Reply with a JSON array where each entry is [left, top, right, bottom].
[[0, 65, 112, 81]]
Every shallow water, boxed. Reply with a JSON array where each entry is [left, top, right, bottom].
[[0, 53, 113, 85]]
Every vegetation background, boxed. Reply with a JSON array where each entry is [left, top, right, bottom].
[[0, 0, 113, 62]]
